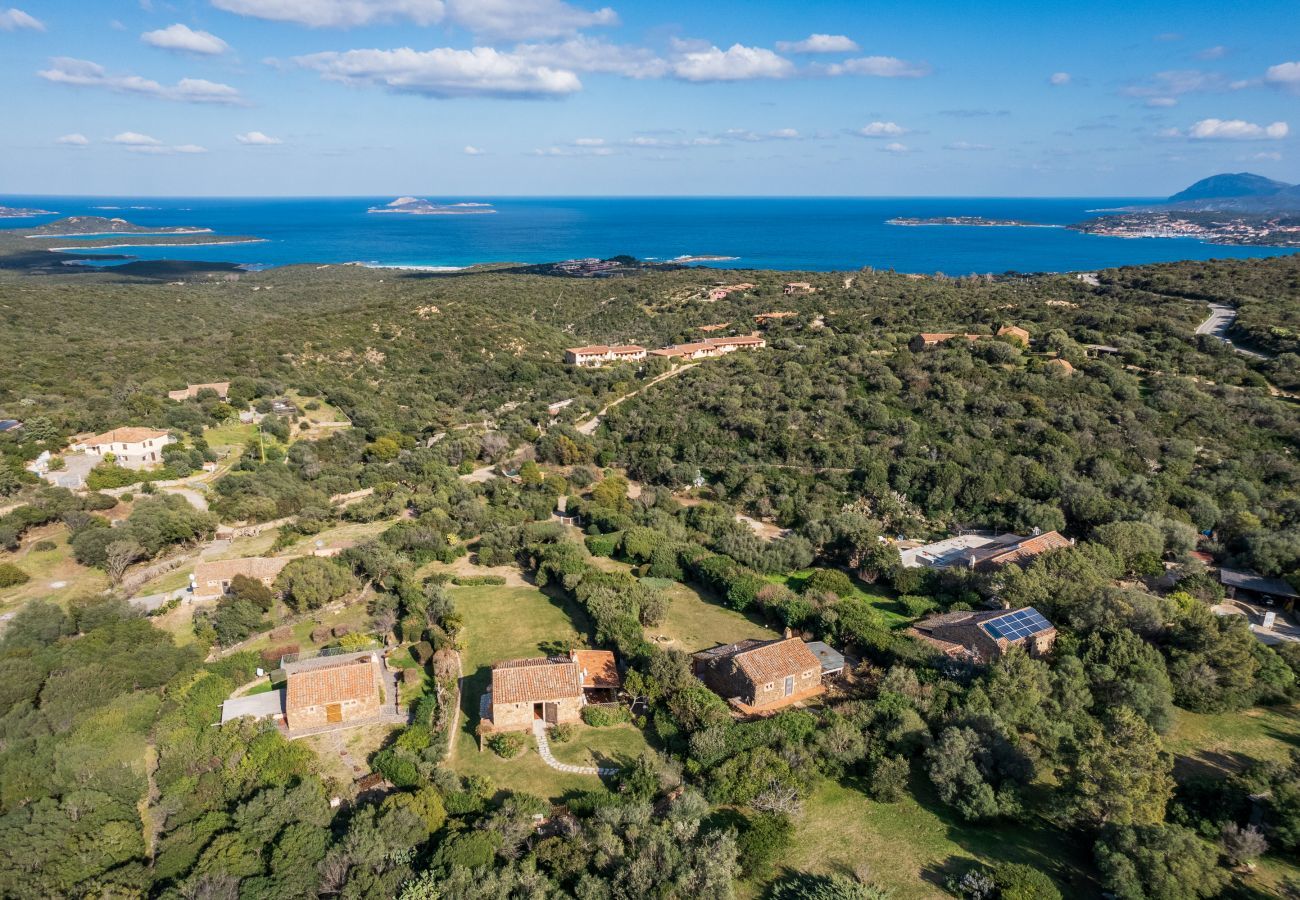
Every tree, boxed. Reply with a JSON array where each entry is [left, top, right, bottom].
[[103, 540, 143, 586], [1094, 824, 1226, 900], [591, 475, 629, 511], [1221, 822, 1267, 869], [229, 574, 275, 611], [275, 557, 357, 611], [1068, 707, 1173, 828]]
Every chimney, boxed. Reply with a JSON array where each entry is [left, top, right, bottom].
[[783, 627, 794, 639]]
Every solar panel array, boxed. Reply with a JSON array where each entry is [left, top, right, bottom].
[[981, 607, 1052, 641]]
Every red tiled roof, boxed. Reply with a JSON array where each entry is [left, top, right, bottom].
[[492, 657, 583, 705], [974, 531, 1071, 568], [79, 426, 171, 447], [285, 656, 379, 710], [731, 638, 821, 687], [572, 650, 620, 689]]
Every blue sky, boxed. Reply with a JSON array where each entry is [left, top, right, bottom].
[[1, 0, 1297, 196]]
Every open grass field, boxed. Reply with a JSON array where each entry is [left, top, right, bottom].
[[549, 722, 650, 770], [766, 568, 912, 628], [0, 523, 108, 614], [761, 776, 1097, 900], [446, 581, 651, 798], [647, 578, 779, 653], [1165, 703, 1300, 776]]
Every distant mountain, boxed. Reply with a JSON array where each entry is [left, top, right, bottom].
[[1158, 173, 1300, 212]]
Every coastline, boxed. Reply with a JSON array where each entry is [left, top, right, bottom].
[[27, 228, 214, 239], [48, 238, 267, 251]]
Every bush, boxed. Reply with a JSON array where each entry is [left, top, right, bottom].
[[582, 704, 631, 727], [261, 643, 299, 666], [550, 723, 577, 743], [0, 562, 31, 587], [737, 813, 794, 880], [487, 731, 527, 758], [898, 594, 938, 617], [450, 575, 507, 586], [803, 568, 855, 598], [310, 625, 333, 644], [584, 532, 621, 558], [32, 540, 57, 552], [990, 862, 1062, 900], [412, 641, 434, 664]]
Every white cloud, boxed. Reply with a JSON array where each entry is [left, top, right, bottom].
[[38, 58, 244, 104], [1049, 71, 1071, 86], [1124, 69, 1235, 97], [56, 133, 89, 146], [293, 46, 582, 98], [946, 141, 991, 151], [1145, 97, 1177, 107], [0, 8, 43, 31], [572, 137, 605, 146], [1249, 151, 1282, 161], [768, 127, 800, 139], [1197, 45, 1227, 60], [671, 43, 794, 82], [445, 0, 616, 39], [109, 132, 163, 145], [236, 131, 282, 145], [531, 144, 614, 156], [857, 121, 907, 138], [828, 55, 930, 78], [142, 24, 230, 55], [463, 144, 483, 154], [107, 132, 207, 153], [776, 34, 858, 54], [211, 0, 446, 28], [881, 142, 909, 153], [512, 36, 666, 78], [1186, 118, 1288, 140], [1266, 61, 1300, 87]]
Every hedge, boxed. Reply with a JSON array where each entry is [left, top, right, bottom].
[[450, 575, 507, 586], [584, 532, 621, 558], [582, 704, 631, 727]]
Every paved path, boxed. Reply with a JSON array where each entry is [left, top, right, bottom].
[[128, 586, 189, 612], [1195, 302, 1268, 360], [532, 720, 617, 776], [576, 363, 699, 436]]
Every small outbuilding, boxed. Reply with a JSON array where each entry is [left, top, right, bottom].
[[909, 607, 1057, 664], [693, 637, 825, 714], [484, 656, 584, 733], [1219, 567, 1300, 606]]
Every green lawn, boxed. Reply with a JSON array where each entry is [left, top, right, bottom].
[[1165, 704, 1300, 777], [766, 568, 912, 628], [549, 722, 650, 769], [449, 581, 625, 798], [0, 524, 108, 614], [203, 421, 257, 450], [764, 776, 1096, 900], [648, 577, 779, 653]]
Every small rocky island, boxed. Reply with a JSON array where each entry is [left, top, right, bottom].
[[887, 216, 1055, 228], [368, 197, 497, 215], [0, 205, 57, 218]]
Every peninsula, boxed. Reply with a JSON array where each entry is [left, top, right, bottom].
[[24, 216, 214, 238], [887, 215, 1056, 228], [367, 197, 497, 215], [0, 205, 56, 218]]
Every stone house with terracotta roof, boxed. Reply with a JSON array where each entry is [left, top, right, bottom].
[[693, 637, 825, 714], [484, 657, 585, 733], [909, 607, 1056, 664], [967, 530, 1072, 570], [572, 649, 621, 702], [283, 651, 385, 731], [192, 556, 294, 601], [72, 427, 174, 469], [997, 325, 1031, 346], [564, 345, 647, 367]]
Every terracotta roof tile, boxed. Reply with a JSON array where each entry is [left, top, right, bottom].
[[731, 638, 821, 686], [80, 427, 171, 447], [492, 657, 583, 705], [572, 650, 620, 689], [285, 656, 379, 710]]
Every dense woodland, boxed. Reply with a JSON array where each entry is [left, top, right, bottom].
[[0, 250, 1299, 898]]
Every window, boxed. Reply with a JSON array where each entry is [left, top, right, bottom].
[[763, 682, 774, 691], [803, 670, 816, 679]]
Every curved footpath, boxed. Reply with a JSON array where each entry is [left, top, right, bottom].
[[532, 720, 618, 776]]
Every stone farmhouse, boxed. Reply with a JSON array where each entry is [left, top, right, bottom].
[[483, 656, 585, 733], [693, 637, 826, 715], [72, 427, 174, 469], [909, 607, 1057, 664], [910, 325, 1031, 352], [168, 382, 230, 401], [707, 283, 754, 300], [192, 556, 294, 601], [564, 344, 648, 367], [283, 651, 386, 731], [899, 530, 1072, 571]]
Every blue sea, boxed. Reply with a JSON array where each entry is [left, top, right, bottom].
[[1, 196, 1294, 274]]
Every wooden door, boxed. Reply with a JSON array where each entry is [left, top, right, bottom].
[[545, 702, 558, 724], [326, 703, 342, 723]]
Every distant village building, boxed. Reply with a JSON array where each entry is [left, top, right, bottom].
[[754, 311, 798, 325], [564, 345, 648, 367], [693, 637, 826, 714], [1085, 344, 1121, 357], [1219, 568, 1300, 606], [707, 283, 755, 301], [900, 531, 1073, 570], [270, 398, 300, 417], [698, 322, 731, 332], [1046, 357, 1075, 375], [168, 382, 231, 401], [72, 427, 174, 468], [783, 281, 815, 295], [650, 334, 766, 360], [547, 398, 575, 418], [910, 607, 1057, 663], [996, 325, 1031, 346], [192, 556, 293, 601], [553, 258, 621, 277], [283, 651, 386, 731]]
